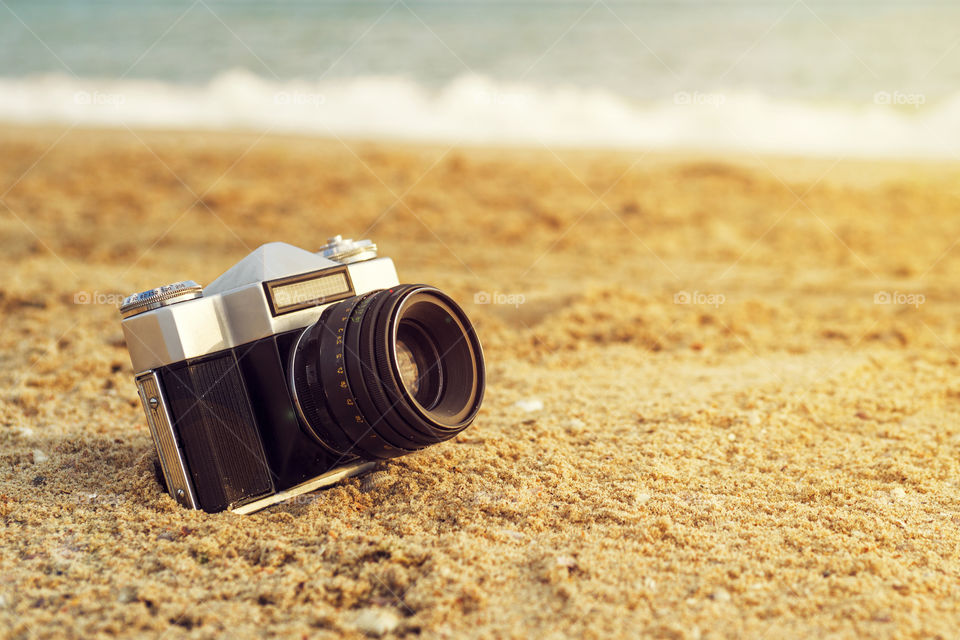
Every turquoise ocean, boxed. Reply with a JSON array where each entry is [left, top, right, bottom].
[[1, 0, 958, 156]]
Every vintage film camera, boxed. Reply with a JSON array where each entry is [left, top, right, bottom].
[[119, 237, 485, 513]]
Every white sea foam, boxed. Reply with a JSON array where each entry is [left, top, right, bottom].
[[1, 70, 959, 158]]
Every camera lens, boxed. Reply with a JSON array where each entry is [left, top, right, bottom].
[[289, 285, 484, 460]]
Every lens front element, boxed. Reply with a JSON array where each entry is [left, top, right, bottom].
[[395, 339, 424, 399]]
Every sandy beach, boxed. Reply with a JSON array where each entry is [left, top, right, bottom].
[[3, 125, 960, 638]]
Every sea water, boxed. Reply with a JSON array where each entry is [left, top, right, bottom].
[[1, 0, 958, 156]]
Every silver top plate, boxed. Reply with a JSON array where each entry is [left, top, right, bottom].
[[120, 246, 399, 374]]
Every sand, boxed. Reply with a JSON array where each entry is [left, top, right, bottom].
[[2, 125, 960, 638]]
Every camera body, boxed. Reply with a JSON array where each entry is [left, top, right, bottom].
[[119, 237, 484, 514]]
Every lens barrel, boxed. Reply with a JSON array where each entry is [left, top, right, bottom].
[[290, 285, 484, 460]]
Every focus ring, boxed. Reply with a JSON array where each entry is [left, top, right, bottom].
[[344, 291, 425, 452]]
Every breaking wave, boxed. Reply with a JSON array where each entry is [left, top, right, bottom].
[[1, 70, 958, 157]]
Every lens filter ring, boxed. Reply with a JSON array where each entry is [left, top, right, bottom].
[[375, 286, 484, 431]]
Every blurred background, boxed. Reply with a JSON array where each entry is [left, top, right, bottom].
[[1, 0, 959, 156]]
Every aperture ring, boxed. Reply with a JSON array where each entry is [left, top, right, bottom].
[[314, 295, 410, 460], [290, 318, 355, 455]]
